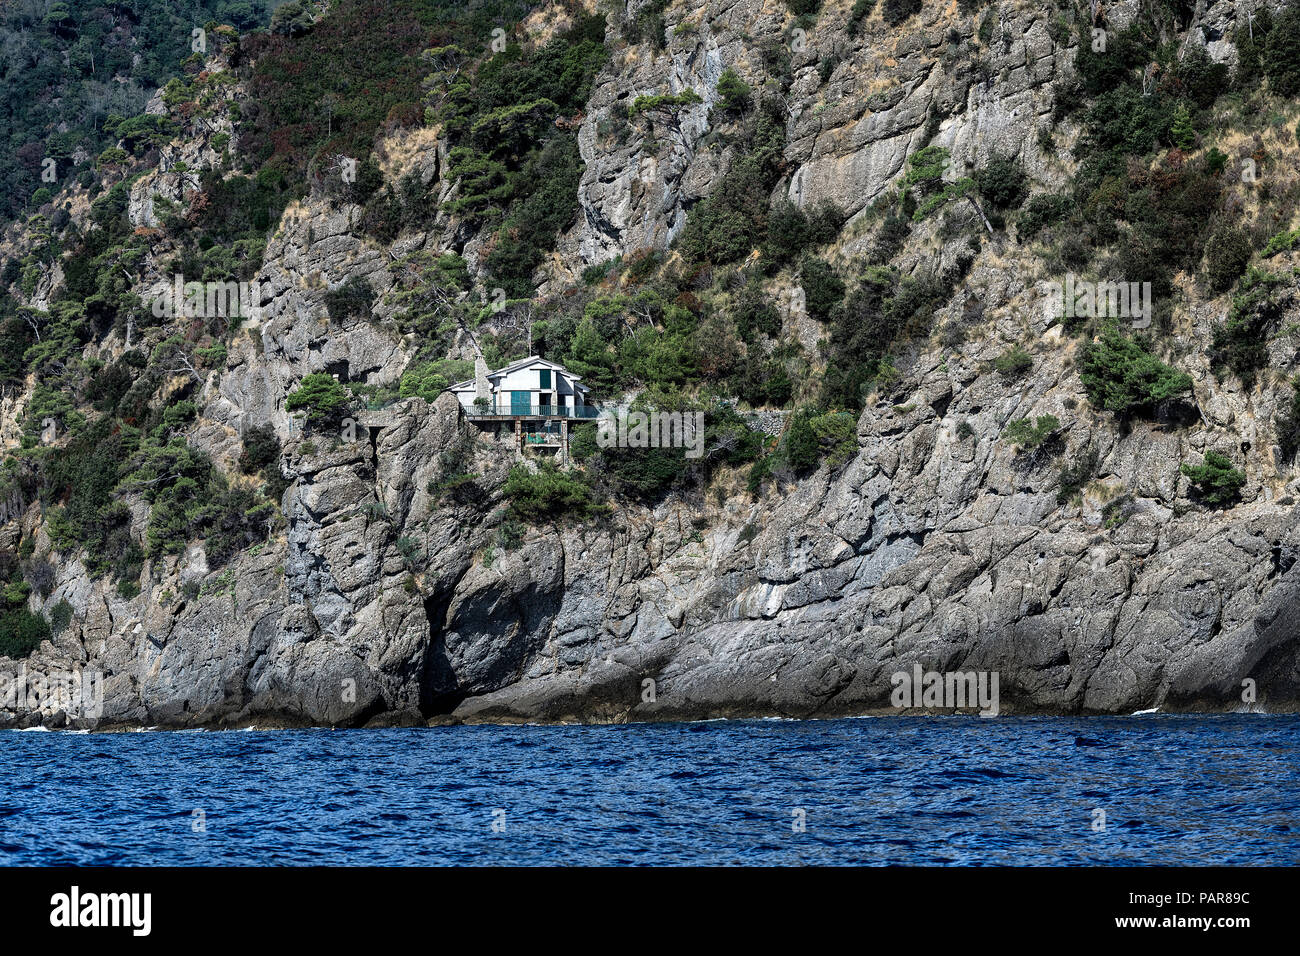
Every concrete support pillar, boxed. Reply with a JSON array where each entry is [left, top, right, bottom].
[[474, 356, 491, 404]]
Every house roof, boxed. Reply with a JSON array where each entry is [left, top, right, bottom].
[[448, 355, 591, 392]]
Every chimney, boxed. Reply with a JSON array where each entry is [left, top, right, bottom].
[[474, 356, 491, 404]]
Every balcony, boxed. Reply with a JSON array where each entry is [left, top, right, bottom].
[[465, 403, 600, 420]]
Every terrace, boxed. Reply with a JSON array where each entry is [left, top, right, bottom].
[[464, 402, 602, 420]]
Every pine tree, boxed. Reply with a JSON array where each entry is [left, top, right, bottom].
[[565, 317, 618, 393], [1170, 102, 1196, 149], [1265, 3, 1300, 96]]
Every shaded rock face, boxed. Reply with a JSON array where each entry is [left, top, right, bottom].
[[3, 1, 1299, 728]]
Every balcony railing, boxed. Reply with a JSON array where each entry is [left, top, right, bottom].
[[465, 403, 600, 419]]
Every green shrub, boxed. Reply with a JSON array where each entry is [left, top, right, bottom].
[[871, 214, 911, 262], [901, 146, 976, 222], [1262, 228, 1300, 257], [1002, 415, 1060, 451], [764, 200, 844, 265], [624, 0, 669, 48], [730, 349, 793, 407], [1057, 444, 1099, 503], [1265, 2, 1300, 97], [396, 535, 421, 568], [432, 13, 607, 295], [784, 408, 821, 471], [630, 89, 702, 116], [323, 276, 375, 323], [805, 201, 846, 245], [765, 202, 811, 263], [400, 359, 474, 402], [1102, 494, 1136, 529], [239, 424, 289, 502], [0, 608, 49, 659], [848, 0, 876, 35], [807, 410, 858, 467], [503, 461, 600, 521], [0, 575, 49, 659], [239, 424, 280, 474], [775, 406, 856, 472], [1079, 324, 1193, 415], [1181, 451, 1246, 506], [1171, 44, 1230, 110], [286, 373, 351, 428], [484, 136, 588, 297], [1204, 227, 1252, 293], [593, 444, 692, 498], [1075, 144, 1223, 300], [820, 268, 899, 410], [734, 284, 782, 340], [714, 68, 752, 118], [993, 346, 1033, 377], [1210, 269, 1291, 387], [799, 257, 845, 320], [975, 154, 1028, 210], [48, 599, 73, 637], [1169, 102, 1196, 149]]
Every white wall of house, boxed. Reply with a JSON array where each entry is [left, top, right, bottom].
[[495, 366, 583, 409], [451, 359, 588, 412]]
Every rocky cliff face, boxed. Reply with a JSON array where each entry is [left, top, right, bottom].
[[3, 0, 1299, 728]]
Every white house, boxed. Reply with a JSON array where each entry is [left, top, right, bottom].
[[447, 355, 596, 460], [449, 355, 594, 418]]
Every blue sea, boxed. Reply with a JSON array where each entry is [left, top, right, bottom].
[[1, 716, 1296, 866]]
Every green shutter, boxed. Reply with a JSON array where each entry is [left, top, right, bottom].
[[539, 369, 551, 388]]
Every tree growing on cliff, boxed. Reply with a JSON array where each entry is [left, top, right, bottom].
[[975, 153, 1028, 210], [286, 373, 350, 428], [714, 68, 752, 119], [1204, 227, 1253, 293], [799, 257, 845, 321], [1181, 451, 1246, 507], [0, 578, 50, 660], [1264, 1, 1300, 96], [1002, 415, 1061, 460], [1078, 324, 1193, 416], [1210, 269, 1291, 388], [503, 461, 600, 522]]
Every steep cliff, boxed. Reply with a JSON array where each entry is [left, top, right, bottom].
[[2, 0, 1299, 727]]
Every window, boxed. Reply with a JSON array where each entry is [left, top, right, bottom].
[[539, 369, 551, 389]]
